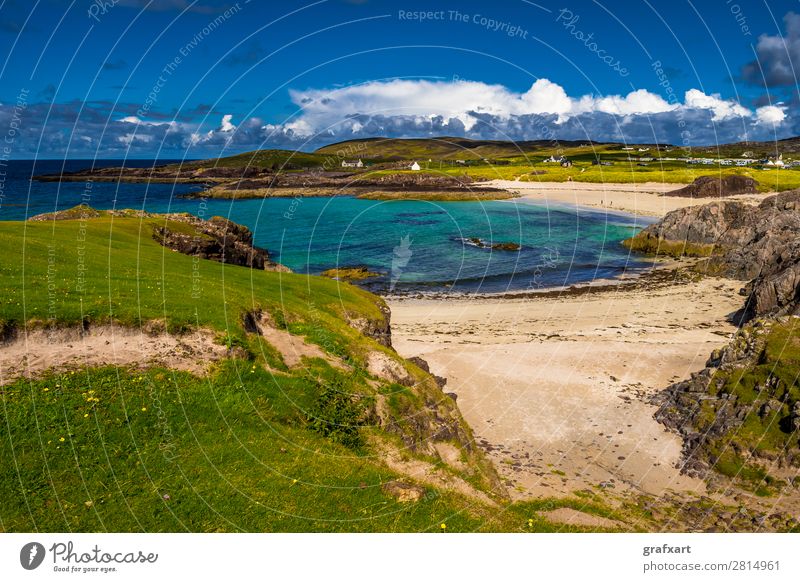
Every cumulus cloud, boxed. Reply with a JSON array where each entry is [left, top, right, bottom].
[[219, 114, 236, 132], [741, 12, 800, 86], [0, 78, 793, 157], [683, 89, 751, 121], [268, 79, 779, 142], [755, 104, 787, 125], [283, 78, 675, 134]]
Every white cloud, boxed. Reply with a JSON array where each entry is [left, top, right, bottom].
[[683, 89, 751, 121], [581, 89, 676, 116], [219, 114, 236, 132], [0, 82, 792, 157], [755, 104, 787, 125], [285, 79, 765, 136]]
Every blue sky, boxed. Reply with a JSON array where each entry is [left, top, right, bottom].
[[1, 0, 799, 158]]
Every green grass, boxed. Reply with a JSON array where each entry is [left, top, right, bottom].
[[0, 362, 629, 532], [190, 149, 329, 171], [0, 364, 498, 532], [129, 140, 800, 199], [0, 212, 641, 532], [0, 215, 384, 353]]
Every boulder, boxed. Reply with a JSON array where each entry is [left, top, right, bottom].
[[626, 190, 800, 319], [665, 175, 758, 198]]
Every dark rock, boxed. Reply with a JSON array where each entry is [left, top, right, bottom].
[[28, 206, 291, 272], [407, 356, 447, 388], [407, 356, 431, 373], [628, 190, 800, 320], [664, 175, 758, 198], [152, 214, 290, 272], [458, 237, 521, 251], [346, 300, 392, 348]]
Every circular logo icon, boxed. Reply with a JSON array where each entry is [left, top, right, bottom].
[[20, 542, 46, 570]]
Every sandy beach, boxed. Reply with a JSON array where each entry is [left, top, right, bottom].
[[483, 179, 766, 217], [389, 181, 757, 502], [390, 272, 744, 500]]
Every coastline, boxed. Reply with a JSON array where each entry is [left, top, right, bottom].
[[388, 266, 743, 501], [482, 179, 767, 217], [386, 181, 758, 503]]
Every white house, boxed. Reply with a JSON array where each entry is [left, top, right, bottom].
[[341, 159, 364, 168], [410, 161, 421, 171]]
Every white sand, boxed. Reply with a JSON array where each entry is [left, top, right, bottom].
[[482, 180, 765, 217], [389, 274, 745, 500]]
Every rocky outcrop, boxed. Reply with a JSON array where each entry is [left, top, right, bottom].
[[653, 318, 800, 478], [152, 214, 289, 272], [407, 356, 447, 389], [457, 237, 522, 251], [28, 206, 290, 273], [346, 300, 392, 348], [626, 190, 800, 319], [321, 266, 381, 281], [664, 175, 758, 198], [637, 191, 800, 485]]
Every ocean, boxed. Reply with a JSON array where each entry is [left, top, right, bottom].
[[0, 159, 655, 294]]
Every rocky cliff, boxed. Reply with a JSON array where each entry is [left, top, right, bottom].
[[625, 190, 800, 320], [626, 191, 800, 489], [29, 206, 290, 273]]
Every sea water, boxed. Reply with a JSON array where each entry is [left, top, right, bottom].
[[0, 160, 655, 294]]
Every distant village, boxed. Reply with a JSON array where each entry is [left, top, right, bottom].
[[339, 149, 799, 171]]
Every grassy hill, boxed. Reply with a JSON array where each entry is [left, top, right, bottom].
[[314, 136, 610, 161], [188, 148, 328, 170], [0, 211, 634, 532]]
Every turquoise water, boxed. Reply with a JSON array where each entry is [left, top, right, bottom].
[[152, 196, 654, 294], [2, 161, 654, 294]]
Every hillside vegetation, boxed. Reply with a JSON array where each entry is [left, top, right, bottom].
[[0, 211, 632, 532], [36, 137, 800, 197]]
